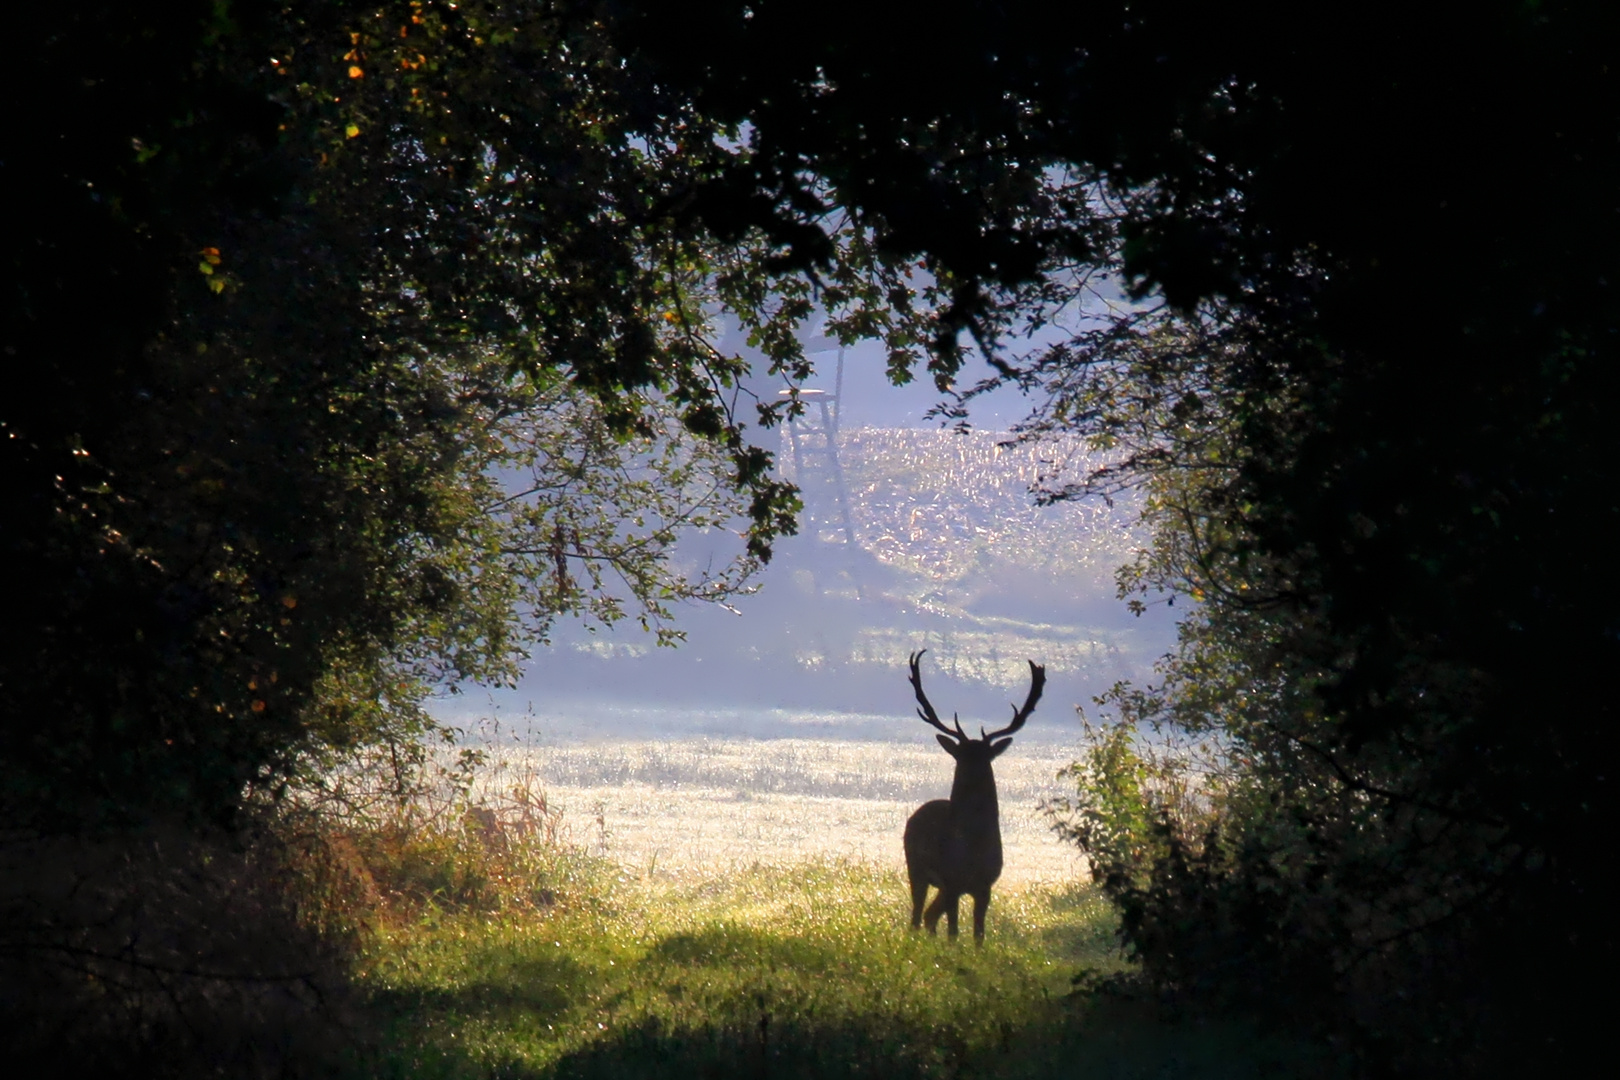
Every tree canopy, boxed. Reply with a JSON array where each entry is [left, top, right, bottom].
[[3, 0, 937, 828], [612, 0, 1618, 1070]]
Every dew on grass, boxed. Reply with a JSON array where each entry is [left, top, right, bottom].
[[467, 735, 1086, 887]]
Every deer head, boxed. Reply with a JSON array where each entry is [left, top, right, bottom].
[[908, 648, 1045, 768]]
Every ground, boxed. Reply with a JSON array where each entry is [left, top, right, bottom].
[[355, 733, 1331, 1078]]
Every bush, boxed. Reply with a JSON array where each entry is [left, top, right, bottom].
[[277, 734, 586, 926], [0, 823, 360, 1080], [0, 724, 592, 1079], [1047, 708, 1593, 1074]]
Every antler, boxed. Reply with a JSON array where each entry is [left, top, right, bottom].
[[908, 650, 966, 741], [985, 660, 1046, 740]]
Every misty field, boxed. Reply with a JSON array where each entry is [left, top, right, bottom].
[[471, 736, 1087, 887]]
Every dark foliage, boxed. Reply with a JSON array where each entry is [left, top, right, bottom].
[[3, 1, 826, 832], [0, 824, 361, 1080], [612, 1, 1620, 1071], [7, 1, 1617, 1072]]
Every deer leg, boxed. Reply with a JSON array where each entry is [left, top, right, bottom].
[[971, 888, 991, 944], [909, 875, 929, 930]]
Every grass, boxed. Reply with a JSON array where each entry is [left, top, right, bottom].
[[320, 730, 1334, 1078], [470, 736, 1088, 882], [358, 859, 1329, 1079]]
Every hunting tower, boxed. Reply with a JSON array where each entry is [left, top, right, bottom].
[[780, 348, 854, 545]]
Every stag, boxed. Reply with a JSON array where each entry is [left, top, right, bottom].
[[902, 650, 1045, 943]]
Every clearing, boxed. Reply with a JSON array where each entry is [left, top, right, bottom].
[[358, 733, 1327, 1078]]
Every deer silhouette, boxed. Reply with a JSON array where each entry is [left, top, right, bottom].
[[903, 649, 1045, 942]]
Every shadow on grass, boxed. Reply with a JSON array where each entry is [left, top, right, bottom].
[[1030, 916, 1120, 968], [365, 892, 1337, 1080], [436, 1004, 1334, 1080], [385, 976, 1336, 1080], [369, 948, 588, 1029], [647, 925, 850, 969]]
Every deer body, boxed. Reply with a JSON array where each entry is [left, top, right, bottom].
[[903, 651, 1044, 943]]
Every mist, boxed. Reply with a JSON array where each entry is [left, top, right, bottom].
[[435, 334, 1178, 744]]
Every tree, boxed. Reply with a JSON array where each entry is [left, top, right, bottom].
[[610, 1, 1620, 1069], [1, 0, 934, 830]]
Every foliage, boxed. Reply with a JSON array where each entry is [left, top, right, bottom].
[[609, 1, 1620, 1070], [279, 715, 598, 930], [12, 2, 1618, 1070], [1034, 311, 1599, 1068], [0, 823, 361, 1080], [1045, 723, 1170, 894], [2, 1, 949, 831]]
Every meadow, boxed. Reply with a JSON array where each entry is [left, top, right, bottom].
[[478, 736, 1087, 884], [351, 733, 1333, 1078]]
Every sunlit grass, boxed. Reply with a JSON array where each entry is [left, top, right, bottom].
[[343, 730, 1332, 1078], [361, 860, 1326, 1079], [475, 737, 1088, 884]]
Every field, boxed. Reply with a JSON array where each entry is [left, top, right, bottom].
[[526, 426, 1177, 713], [356, 732, 1331, 1078], [787, 427, 1141, 587], [488, 737, 1087, 886]]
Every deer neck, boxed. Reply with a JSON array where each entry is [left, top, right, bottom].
[[949, 764, 1000, 828]]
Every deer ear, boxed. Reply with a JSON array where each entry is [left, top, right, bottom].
[[989, 737, 1013, 758], [936, 733, 961, 757]]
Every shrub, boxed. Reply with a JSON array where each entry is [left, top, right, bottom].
[[0, 823, 360, 1080]]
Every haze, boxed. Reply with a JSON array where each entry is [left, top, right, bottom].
[[438, 333, 1178, 745]]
